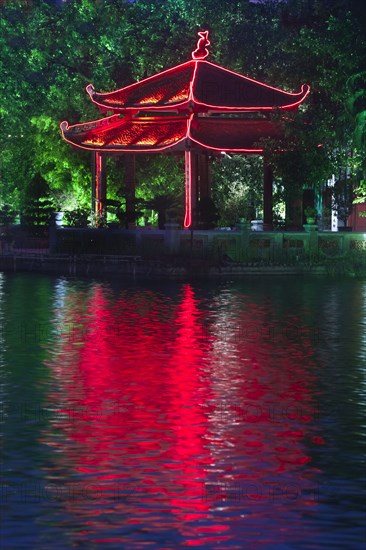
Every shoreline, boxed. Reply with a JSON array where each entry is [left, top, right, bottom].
[[1, 251, 364, 279]]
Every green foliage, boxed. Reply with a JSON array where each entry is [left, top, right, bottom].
[[63, 207, 90, 227], [271, 144, 332, 195], [267, 2, 366, 208], [346, 72, 366, 178], [136, 156, 184, 201], [20, 172, 54, 226], [89, 212, 109, 229], [24, 172, 50, 202], [144, 193, 182, 229], [104, 197, 148, 228], [304, 206, 317, 219], [354, 179, 366, 214], [196, 197, 219, 229], [0, 204, 17, 226], [212, 155, 263, 226], [1, 0, 365, 215], [22, 197, 54, 226]]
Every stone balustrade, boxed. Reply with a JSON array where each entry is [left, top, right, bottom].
[[49, 225, 366, 264]]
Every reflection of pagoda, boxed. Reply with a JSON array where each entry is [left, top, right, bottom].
[[43, 282, 320, 547], [61, 31, 309, 228]]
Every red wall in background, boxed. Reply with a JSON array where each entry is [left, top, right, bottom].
[[348, 203, 366, 231]]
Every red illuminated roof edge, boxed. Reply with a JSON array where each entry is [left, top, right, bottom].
[[60, 115, 279, 154], [200, 60, 310, 98], [86, 59, 195, 112], [186, 115, 265, 154], [60, 119, 188, 154], [87, 59, 310, 113]]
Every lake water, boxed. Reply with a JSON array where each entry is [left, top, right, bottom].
[[1, 272, 365, 549]]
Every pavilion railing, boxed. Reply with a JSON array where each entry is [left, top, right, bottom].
[[47, 225, 366, 267]]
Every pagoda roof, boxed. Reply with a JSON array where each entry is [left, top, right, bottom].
[[87, 59, 309, 113], [60, 114, 282, 154], [61, 32, 309, 155]]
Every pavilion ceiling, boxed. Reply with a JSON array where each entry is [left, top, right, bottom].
[[61, 114, 283, 154]]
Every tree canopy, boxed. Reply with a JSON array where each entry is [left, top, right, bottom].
[[1, 0, 365, 217]]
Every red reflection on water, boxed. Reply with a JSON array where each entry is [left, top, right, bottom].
[[42, 283, 320, 547], [164, 285, 213, 520]]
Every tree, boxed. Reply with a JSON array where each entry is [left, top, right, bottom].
[[258, 1, 366, 226], [144, 193, 182, 229], [20, 173, 54, 226], [346, 71, 366, 209], [62, 207, 90, 227], [212, 155, 263, 227], [1, 0, 366, 223], [0, 204, 17, 226]]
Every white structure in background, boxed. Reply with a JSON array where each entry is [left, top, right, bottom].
[[251, 220, 263, 231], [328, 175, 339, 231]]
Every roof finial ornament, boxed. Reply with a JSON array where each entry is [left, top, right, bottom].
[[192, 31, 210, 60]]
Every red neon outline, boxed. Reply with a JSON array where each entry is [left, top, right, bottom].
[[95, 152, 103, 217], [189, 136, 264, 154], [61, 31, 311, 228], [60, 117, 188, 153], [198, 60, 310, 97], [86, 58, 309, 113], [61, 114, 281, 155], [86, 60, 194, 113], [84, 27, 310, 113], [187, 115, 270, 153], [184, 149, 192, 228], [189, 61, 310, 112], [192, 31, 210, 60]]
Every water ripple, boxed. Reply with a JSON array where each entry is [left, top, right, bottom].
[[1, 275, 365, 549]]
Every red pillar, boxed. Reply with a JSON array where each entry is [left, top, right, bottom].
[[184, 149, 197, 229], [92, 151, 106, 219]]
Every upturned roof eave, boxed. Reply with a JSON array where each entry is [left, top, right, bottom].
[[60, 114, 283, 154], [87, 59, 310, 114]]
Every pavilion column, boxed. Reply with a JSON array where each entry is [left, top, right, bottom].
[[263, 158, 273, 230], [286, 191, 303, 230], [184, 149, 198, 228], [125, 154, 136, 228], [92, 151, 106, 219]]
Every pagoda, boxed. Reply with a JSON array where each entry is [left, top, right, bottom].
[[61, 31, 310, 228]]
